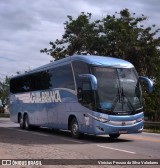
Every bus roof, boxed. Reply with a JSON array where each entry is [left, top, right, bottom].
[[71, 55, 134, 68], [12, 55, 134, 78]]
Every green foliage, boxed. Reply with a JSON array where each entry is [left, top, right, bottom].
[[41, 9, 160, 121], [144, 74, 160, 121], [0, 76, 10, 113]]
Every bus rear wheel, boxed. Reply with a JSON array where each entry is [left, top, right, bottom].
[[109, 134, 120, 139], [71, 118, 82, 139], [19, 114, 24, 129], [24, 114, 30, 130]]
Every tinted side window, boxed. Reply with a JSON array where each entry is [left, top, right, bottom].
[[50, 64, 75, 90], [30, 71, 51, 91], [10, 64, 74, 94], [10, 71, 52, 93], [10, 77, 25, 93]]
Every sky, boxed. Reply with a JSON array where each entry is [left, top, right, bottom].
[[0, 0, 160, 79]]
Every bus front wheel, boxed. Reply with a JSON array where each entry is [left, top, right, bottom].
[[109, 134, 120, 139], [71, 118, 82, 139]]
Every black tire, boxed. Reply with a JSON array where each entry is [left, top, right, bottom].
[[109, 134, 120, 139], [24, 114, 30, 130], [19, 114, 24, 129], [70, 118, 82, 139]]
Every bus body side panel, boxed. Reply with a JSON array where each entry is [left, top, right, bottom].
[[9, 93, 19, 123], [9, 88, 84, 130], [67, 102, 95, 134], [55, 90, 94, 133]]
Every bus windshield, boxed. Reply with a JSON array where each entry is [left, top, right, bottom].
[[92, 67, 143, 114]]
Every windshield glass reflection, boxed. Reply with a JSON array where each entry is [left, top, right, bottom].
[[92, 67, 142, 114]]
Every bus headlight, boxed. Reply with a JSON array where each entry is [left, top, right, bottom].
[[136, 117, 144, 123], [98, 117, 110, 123], [87, 114, 110, 123]]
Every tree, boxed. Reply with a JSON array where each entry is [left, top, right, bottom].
[[41, 9, 160, 121], [0, 76, 10, 113]]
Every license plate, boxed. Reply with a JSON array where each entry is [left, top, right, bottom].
[[119, 130, 127, 134]]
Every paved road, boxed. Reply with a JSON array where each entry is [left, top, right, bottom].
[[0, 118, 160, 168]]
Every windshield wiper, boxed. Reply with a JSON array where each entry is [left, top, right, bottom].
[[121, 88, 136, 113], [111, 86, 121, 111], [111, 87, 136, 114]]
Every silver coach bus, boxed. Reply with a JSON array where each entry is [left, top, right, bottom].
[[9, 55, 153, 139]]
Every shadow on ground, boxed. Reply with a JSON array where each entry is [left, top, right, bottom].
[[0, 126, 133, 145]]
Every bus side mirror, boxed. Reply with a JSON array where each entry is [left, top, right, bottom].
[[77, 74, 97, 104], [139, 76, 153, 93], [78, 74, 97, 90]]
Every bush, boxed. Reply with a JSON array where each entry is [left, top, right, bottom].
[[0, 106, 4, 113]]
